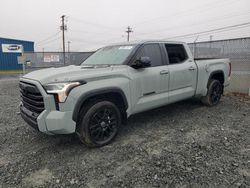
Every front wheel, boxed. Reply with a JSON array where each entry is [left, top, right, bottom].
[[201, 79, 223, 106], [77, 101, 121, 147]]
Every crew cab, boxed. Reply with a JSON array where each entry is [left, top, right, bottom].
[[19, 41, 231, 147]]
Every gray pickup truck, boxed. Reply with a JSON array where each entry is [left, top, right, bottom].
[[20, 41, 231, 147]]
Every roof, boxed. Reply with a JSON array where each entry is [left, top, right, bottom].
[[0, 37, 34, 43]]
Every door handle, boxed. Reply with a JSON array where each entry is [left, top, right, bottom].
[[188, 66, 196, 71], [160, 70, 169, 75]]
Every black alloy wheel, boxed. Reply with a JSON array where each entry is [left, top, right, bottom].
[[89, 107, 118, 145], [77, 101, 121, 147], [201, 79, 223, 106], [210, 81, 222, 105]]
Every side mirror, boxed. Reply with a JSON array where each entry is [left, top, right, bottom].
[[131, 56, 151, 69]]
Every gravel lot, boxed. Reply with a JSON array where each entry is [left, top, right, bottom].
[[0, 78, 250, 188]]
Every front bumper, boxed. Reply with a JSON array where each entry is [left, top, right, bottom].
[[20, 78, 76, 135]]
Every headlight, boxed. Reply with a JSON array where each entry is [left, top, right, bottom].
[[44, 82, 81, 102]]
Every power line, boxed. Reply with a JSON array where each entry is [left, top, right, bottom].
[[67, 35, 123, 45], [163, 22, 250, 40], [68, 29, 123, 37], [35, 36, 61, 47], [164, 26, 250, 41], [36, 31, 61, 45], [175, 25, 250, 41], [205, 29, 250, 38], [134, 11, 250, 37], [69, 29, 108, 35], [69, 16, 122, 32], [133, 0, 243, 27], [134, 24, 250, 42]]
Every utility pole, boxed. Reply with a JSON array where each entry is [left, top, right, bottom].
[[60, 15, 67, 65], [42, 48, 45, 59], [125, 26, 133, 42], [209, 35, 213, 42], [67, 41, 70, 65], [193, 36, 199, 59], [67, 41, 70, 53], [209, 35, 213, 49]]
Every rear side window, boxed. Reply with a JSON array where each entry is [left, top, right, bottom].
[[165, 44, 188, 64], [136, 44, 163, 67]]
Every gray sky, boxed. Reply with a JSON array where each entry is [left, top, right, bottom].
[[1, 0, 250, 51]]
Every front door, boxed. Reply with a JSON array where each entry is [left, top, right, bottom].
[[128, 43, 169, 114]]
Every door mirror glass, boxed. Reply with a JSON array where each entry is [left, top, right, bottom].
[[131, 56, 151, 69]]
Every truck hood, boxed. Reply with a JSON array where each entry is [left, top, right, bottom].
[[22, 65, 128, 85]]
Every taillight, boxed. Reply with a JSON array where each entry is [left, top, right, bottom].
[[228, 62, 231, 77]]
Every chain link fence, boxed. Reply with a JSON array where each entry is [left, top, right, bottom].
[[189, 37, 250, 95], [20, 52, 93, 73]]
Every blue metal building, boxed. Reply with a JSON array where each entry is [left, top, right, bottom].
[[0, 37, 34, 70]]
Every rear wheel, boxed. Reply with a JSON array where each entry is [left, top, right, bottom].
[[77, 101, 121, 147], [201, 79, 223, 106]]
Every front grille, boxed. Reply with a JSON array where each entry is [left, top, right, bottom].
[[19, 81, 45, 128]]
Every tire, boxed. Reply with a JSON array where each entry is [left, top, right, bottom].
[[76, 100, 121, 147], [201, 79, 223, 106]]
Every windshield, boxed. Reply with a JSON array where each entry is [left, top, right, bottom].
[[81, 45, 136, 65]]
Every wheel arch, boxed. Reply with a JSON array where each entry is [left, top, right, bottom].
[[208, 70, 225, 85], [72, 87, 128, 122]]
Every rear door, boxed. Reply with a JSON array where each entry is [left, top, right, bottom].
[[164, 43, 197, 103], [128, 43, 169, 114]]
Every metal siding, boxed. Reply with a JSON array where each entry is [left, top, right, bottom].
[[0, 37, 34, 70]]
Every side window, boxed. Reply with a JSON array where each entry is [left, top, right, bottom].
[[137, 44, 163, 67], [165, 44, 188, 64]]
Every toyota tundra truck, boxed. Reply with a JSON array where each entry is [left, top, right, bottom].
[[19, 41, 231, 147]]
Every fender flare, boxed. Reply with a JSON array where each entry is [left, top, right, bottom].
[[72, 87, 128, 122]]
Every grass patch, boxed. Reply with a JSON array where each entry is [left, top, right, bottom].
[[0, 70, 23, 74]]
